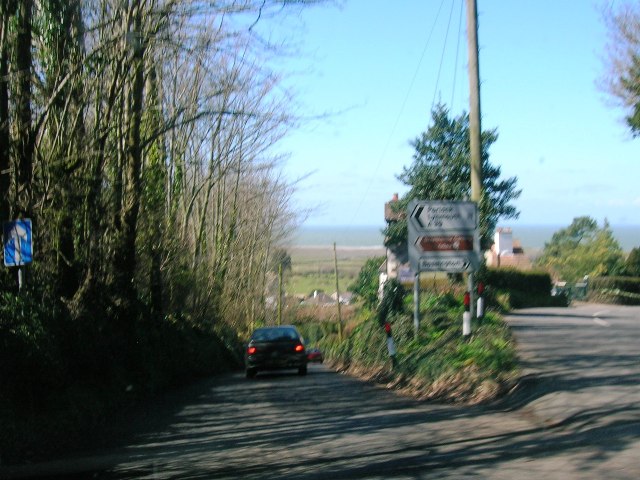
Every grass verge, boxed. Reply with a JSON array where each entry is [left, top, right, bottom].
[[317, 294, 520, 405]]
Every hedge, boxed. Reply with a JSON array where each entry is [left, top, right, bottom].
[[588, 276, 640, 294], [483, 268, 552, 296], [587, 276, 640, 305]]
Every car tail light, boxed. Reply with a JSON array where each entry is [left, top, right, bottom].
[[247, 346, 257, 355], [294, 344, 304, 353]]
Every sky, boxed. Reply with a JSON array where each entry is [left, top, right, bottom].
[[262, 0, 639, 228]]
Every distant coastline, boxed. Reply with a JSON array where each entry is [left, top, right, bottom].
[[291, 224, 640, 252], [290, 225, 385, 249]]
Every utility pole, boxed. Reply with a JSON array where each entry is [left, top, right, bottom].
[[466, 0, 482, 203], [333, 242, 343, 341], [466, 0, 482, 329], [413, 273, 420, 339], [277, 262, 283, 325]]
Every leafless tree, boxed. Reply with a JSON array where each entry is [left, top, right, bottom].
[[0, 0, 322, 336], [600, 1, 640, 136]]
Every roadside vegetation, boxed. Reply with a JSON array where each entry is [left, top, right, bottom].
[[0, 0, 327, 465], [306, 258, 563, 404], [3, 0, 640, 467], [535, 217, 625, 282], [317, 276, 521, 405], [534, 216, 640, 305], [315, 98, 524, 403], [339, 311, 517, 403]]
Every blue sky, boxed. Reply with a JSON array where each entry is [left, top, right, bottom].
[[267, 0, 639, 228]]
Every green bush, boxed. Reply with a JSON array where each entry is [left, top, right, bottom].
[[348, 256, 386, 308], [480, 268, 560, 310], [587, 276, 640, 305], [296, 321, 339, 347], [0, 288, 241, 463], [484, 268, 552, 295], [0, 293, 66, 405], [624, 248, 640, 276], [319, 293, 519, 402], [377, 278, 406, 325], [589, 276, 640, 294], [494, 290, 569, 310]]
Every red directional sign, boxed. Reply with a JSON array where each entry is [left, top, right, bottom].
[[416, 235, 474, 252]]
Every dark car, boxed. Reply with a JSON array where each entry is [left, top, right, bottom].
[[245, 325, 308, 378]]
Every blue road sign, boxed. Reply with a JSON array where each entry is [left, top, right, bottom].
[[4, 219, 33, 266]]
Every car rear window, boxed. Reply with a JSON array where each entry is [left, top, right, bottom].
[[252, 327, 300, 342]]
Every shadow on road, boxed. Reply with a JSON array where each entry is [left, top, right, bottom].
[[5, 306, 640, 479]]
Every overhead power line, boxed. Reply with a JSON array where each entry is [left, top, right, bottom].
[[345, 0, 449, 229]]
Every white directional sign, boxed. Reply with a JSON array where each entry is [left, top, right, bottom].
[[407, 200, 479, 273], [409, 201, 477, 232], [418, 257, 473, 273]]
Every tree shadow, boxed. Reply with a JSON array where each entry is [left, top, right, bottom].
[[7, 359, 639, 479], [6, 303, 640, 480]]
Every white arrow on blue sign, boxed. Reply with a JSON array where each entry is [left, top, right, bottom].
[[4, 219, 33, 267]]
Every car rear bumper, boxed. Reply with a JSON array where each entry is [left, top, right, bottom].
[[246, 353, 307, 370]]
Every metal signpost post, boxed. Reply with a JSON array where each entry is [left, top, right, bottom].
[[407, 201, 480, 337]]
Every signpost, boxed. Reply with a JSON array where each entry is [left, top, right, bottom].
[[416, 235, 474, 252], [407, 200, 479, 274], [3, 219, 33, 291], [416, 257, 472, 273], [407, 200, 480, 337], [409, 202, 477, 231]]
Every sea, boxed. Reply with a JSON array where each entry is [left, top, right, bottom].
[[291, 225, 640, 252]]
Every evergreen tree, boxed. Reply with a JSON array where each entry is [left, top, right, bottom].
[[624, 247, 640, 277], [384, 104, 520, 249]]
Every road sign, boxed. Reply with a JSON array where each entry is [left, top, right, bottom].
[[4, 219, 33, 267], [407, 200, 479, 273], [409, 200, 476, 232], [415, 235, 474, 252], [416, 256, 474, 273]]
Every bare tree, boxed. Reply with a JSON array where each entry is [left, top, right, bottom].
[[0, 0, 11, 221], [600, 1, 640, 136], [0, 0, 320, 332]]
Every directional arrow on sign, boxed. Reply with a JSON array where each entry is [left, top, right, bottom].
[[407, 200, 480, 274], [413, 205, 426, 229], [409, 201, 477, 232]]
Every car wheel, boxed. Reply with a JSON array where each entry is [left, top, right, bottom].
[[246, 368, 257, 379], [298, 365, 307, 376]]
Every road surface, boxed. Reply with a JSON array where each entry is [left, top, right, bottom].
[[2, 303, 639, 479]]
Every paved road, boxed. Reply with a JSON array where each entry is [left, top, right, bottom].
[[2, 304, 639, 479]]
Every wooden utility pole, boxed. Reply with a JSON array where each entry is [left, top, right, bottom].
[[333, 242, 343, 341], [277, 262, 283, 325], [466, 0, 482, 329], [466, 0, 482, 203]]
